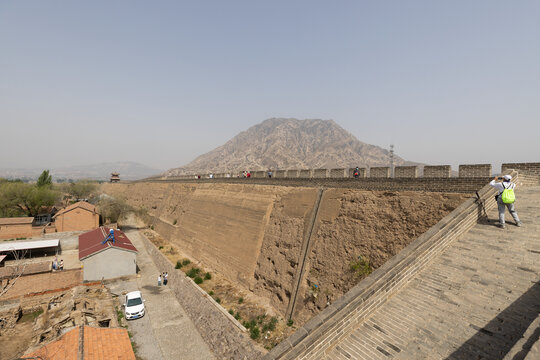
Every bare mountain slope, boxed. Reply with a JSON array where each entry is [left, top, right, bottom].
[[166, 118, 409, 176]]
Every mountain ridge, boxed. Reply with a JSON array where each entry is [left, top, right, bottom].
[[166, 118, 413, 176]]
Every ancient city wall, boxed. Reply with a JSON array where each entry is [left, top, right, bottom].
[[103, 183, 282, 290], [102, 181, 469, 326], [160, 163, 540, 181]]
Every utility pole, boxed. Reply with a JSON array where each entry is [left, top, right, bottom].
[[389, 144, 394, 177]]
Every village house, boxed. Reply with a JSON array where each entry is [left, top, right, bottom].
[[0, 217, 34, 240], [79, 227, 137, 281], [53, 201, 99, 232]]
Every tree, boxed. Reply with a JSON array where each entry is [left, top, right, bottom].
[[0, 182, 59, 217], [68, 181, 98, 200], [98, 197, 129, 223], [37, 170, 52, 188]]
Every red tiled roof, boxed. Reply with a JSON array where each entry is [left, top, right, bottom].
[[25, 326, 136, 360], [0, 217, 34, 225], [25, 325, 80, 359], [79, 226, 137, 260], [54, 201, 97, 218]]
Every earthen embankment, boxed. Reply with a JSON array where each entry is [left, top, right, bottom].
[[101, 182, 468, 324]]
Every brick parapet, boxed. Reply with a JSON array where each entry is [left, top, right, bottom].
[[459, 164, 492, 177], [423, 165, 451, 178], [262, 170, 519, 360], [286, 170, 299, 178], [370, 167, 390, 178], [502, 162, 540, 178], [145, 163, 539, 182], [329, 168, 347, 178], [312, 169, 328, 178], [299, 169, 312, 178], [394, 166, 418, 178], [139, 231, 263, 359], [274, 170, 287, 178]]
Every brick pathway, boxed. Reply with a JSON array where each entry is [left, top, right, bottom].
[[313, 186, 540, 360]]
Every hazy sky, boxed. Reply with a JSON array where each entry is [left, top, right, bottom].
[[1, 1, 538, 172]]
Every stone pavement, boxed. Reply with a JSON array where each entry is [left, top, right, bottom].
[[317, 186, 540, 360], [110, 228, 215, 360]]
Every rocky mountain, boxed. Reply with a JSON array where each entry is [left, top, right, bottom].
[[0, 161, 162, 182], [165, 118, 412, 176]]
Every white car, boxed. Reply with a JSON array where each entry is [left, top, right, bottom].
[[124, 291, 145, 320]]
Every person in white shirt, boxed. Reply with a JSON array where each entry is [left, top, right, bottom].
[[489, 174, 521, 229]]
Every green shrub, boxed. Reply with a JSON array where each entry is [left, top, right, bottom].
[[159, 246, 164, 250], [215, 297, 221, 304], [287, 319, 294, 327], [238, 297, 244, 304], [268, 316, 278, 331], [234, 312, 241, 320], [349, 256, 372, 277], [243, 321, 250, 329], [208, 290, 214, 296], [186, 268, 200, 278], [204, 272, 211, 280], [229, 309, 234, 315], [194, 276, 203, 284], [173, 219, 177, 225], [175, 261, 182, 269], [256, 314, 266, 324], [250, 326, 260, 340], [182, 259, 191, 266]]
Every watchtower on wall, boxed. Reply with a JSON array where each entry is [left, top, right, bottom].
[[110, 172, 120, 183]]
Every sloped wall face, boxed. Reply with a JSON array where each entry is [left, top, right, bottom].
[[252, 189, 318, 315], [102, 183, 314, 290], [293, 189, 468, 324], [102, 183, 468, 322]]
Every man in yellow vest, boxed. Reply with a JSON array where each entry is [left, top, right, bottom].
[[489, 175, 521, 229]]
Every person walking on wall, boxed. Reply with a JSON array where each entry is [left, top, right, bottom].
[[164, 272, 168, 286], [158, 274, 162, 286], [490, 175, 521, 229]]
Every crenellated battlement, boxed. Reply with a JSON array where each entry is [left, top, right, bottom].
[[162, 162, 540, 181]]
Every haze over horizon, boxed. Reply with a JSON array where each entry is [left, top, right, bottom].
[[1, 1, 538, 172]]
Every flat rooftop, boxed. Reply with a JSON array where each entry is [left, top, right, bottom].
[[0, 239, 59, 253]]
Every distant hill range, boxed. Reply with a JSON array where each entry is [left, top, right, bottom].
[[0, 161, 162, 182], [165, 118, 416, 176]]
